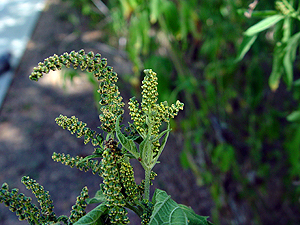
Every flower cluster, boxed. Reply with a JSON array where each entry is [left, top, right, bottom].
[[101, 138, 129, 224], [128, 69, 184, 138], [0, 183, 40, 223], [21, 176, 56, 222], [140, 199, 154, 225], [52, 152, 102, 175], [69, 186, 89, 223], [29, 49, 125, 133], [0, 179, 90, 225], [55, 114, 103, 146], [119, 161, 139, 202], [29, 49, 107, 81], [97, 65, 124, 132]]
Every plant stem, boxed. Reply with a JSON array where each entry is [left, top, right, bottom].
[[144, 168, 152, 201]]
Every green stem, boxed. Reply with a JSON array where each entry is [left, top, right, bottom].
[[144, 168, 152, 201], [124, 200, 143, 217]]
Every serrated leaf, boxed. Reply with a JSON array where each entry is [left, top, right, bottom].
[[235, 35, 257, 62], [74, 203, 109, 225], [149, 189, 188, 225], [287, 111, 300, 122], [179, 204, 212, 225], [244, 15, 284, 36]]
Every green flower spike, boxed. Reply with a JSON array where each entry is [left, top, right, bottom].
[[100, 138, 130, 224], [55, 114, 103, 147], [52, 152, 102, 175], [29, 49, 124, 133], [21, 176, 57, 222], [0, 182, 41, 224], [116, 69, 184, 201], [69, 186, 89, 223]]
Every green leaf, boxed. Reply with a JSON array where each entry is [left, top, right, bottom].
[[139, 132, 152, 165], [283, 31, 300, 88], [287, 111, 300, 122], [86, 185, 106, 204], [283, 48, 293, 88], [150, 0, 161, 23], [235, 35, 257, 62], [179, 204, 212, 225], [115, 115, 139, 158], [269, 44, 285, 91], [152, 124, 170, 166], [244, 15, 284, 36], [74, 203, 109, 225], [149, 189, 188, 225]]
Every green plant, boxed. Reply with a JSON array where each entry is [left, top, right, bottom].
[[0, 49, 212, 225], [48, 1, 300, 223], [237, 0, 300, 91]]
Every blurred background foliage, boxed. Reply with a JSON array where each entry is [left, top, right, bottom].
[[60, 0, 300, 223]]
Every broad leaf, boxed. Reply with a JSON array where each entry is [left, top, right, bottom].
[[235, 35, 257, 62], [179, 204, 212, 225], [149, 189, 188, 225], [74, 203, 109, 225], [244, 15, 284, 36]]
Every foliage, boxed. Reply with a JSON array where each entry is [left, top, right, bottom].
[[237, 0, 300, 91], [1, 50, 211, 224], [45, 0, 300, 223]]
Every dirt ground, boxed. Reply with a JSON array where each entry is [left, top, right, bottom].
[[0, 0, 213, 224]]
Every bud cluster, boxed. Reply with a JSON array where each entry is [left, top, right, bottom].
[[55, 114, 103, 146], [128, 69, 184, 138], [52, 152, 102, 175], [0, 183, 40, 223], [69, 186, 89, 223], [21, 176, 56, 222], [100, 138, 129, 224]]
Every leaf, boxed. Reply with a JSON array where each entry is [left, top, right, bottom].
[[152, 124, 170, 166], [235, 35, 257, 62], [139, 131, 152, 165], [283, 31, 300, 88], [287, 111, 300, 122], [150, 0, 161, 23], [179, 204, 213, 225], [74, 203, 109, 225], [244, 15, 284, 36], [269, 44, 285, 91], [149, 189, 188, 225], [115, 115, 139, 158], [283, 49, 293, 88], [86, 185, 106, 204]]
